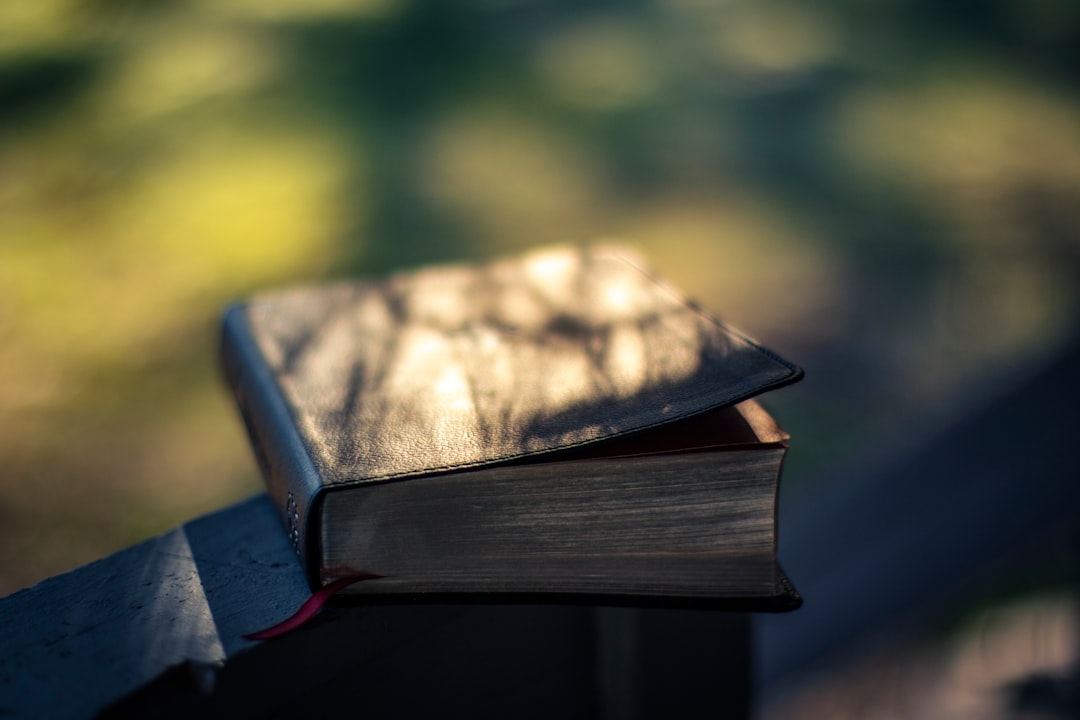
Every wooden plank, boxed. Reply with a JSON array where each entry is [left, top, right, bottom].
[[0, 496, 303, 718]]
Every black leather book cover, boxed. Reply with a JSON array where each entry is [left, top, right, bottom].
[[221, 245, 803, 603]]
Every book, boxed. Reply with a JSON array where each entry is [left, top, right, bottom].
[[221, 245, 804, 608]]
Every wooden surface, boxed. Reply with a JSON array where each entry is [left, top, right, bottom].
[[0, 496, 304, 718], [0, 495, 750, 719]]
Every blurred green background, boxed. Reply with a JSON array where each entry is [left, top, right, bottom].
[[1, 0, 1079, 602]]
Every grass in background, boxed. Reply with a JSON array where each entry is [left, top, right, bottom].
[[1, 0, 1078, 594]]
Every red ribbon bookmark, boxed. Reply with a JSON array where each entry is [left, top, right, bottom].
[[244, 572, 383, 641]]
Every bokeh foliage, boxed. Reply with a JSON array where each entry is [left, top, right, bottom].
[[1, 0, 1078, 594]]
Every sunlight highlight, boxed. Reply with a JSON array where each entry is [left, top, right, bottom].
[[433, 367, 473, 413], [535, 17, 661, 110], [99, 28, 276, 124], [198, 0, 401, 21], [422, 111, 606, 249], [0, 0, 81, 56], [707, 2, 840, 77]]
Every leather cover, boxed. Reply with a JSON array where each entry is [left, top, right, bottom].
[[221, 245, 803, 586]]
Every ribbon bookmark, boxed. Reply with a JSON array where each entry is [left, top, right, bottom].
[[244, 572, 383, 641]]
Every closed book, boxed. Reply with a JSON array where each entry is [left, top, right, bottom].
[[221, 245, 803, 609]]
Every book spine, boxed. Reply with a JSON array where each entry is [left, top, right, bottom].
[[220, 305, 325, 589]]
